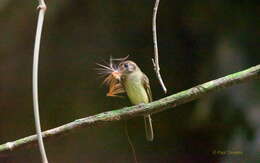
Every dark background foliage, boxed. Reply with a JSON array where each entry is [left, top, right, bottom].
[[0, 0, 259, 162]]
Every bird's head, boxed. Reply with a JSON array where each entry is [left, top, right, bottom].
[[118, 60, 140, 75]]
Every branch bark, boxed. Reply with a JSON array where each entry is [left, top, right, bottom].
[[152, 0, 167, 93], [0, 64, 259, 153]]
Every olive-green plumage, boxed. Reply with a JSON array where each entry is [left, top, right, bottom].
[[119, 60, 154, 141]]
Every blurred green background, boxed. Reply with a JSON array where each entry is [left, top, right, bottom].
[[0, 0, 259, 162]]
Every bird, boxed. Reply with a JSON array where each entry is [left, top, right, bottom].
[[118, 60, 154, 141]]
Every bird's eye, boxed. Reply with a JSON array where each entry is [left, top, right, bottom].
[[124, 63, 129, 68]]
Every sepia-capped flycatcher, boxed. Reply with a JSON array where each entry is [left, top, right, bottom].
[[118, 60, 154, 141]]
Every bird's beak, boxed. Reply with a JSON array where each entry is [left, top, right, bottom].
[[111, 71, 122, 81]]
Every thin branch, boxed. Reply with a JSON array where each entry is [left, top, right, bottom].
[[152, 0, 167, 93], [0, 64, 259, 153], [124, 121, 138, 163], [33, 0, 48, 163]]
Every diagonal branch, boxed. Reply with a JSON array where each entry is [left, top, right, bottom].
[[0, 64, 259, 153], [152, 0, 167, 93]]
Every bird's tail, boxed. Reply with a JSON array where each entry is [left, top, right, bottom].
[[144, 114, 154, 141]]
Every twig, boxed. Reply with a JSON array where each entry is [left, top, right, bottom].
[[0, 64, 259, 153], [124, 121, 138, 163], [152, 0, 167, 93], [33, 0, 48, 163]]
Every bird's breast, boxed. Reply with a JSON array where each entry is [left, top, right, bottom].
[[124, 74, 149, 105]]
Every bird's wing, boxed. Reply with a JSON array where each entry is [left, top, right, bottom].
[[142, 73, 153, 102]]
